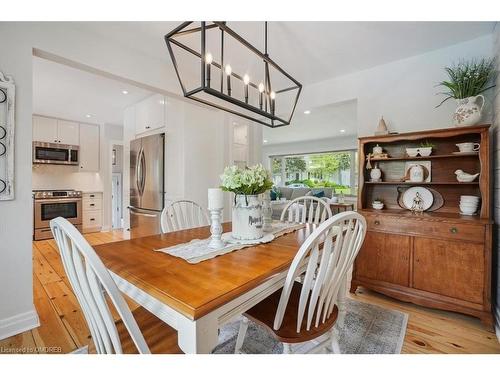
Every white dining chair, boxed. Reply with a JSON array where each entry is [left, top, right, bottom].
[[280, 196, 333, 224], [234, 211, 367, 354], [161, 199, 210, 233], [50, 217, 182, 354]]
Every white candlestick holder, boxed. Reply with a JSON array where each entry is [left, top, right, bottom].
[[208, 208, 225, 249]]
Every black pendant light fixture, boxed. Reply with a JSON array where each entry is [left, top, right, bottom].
[[164, 22, 302, 128]]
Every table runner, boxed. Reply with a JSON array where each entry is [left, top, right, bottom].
[[154, 221, 306, 264]]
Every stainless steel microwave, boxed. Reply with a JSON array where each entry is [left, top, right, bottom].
[[32, 141, 79, 165]]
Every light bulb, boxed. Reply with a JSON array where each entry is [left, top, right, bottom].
[[205, 52, 213, 64], [270, 91, 276, 100], [258, 83, 265, 93], [243, 74, 250, 85], [225, 64, 232, 75]]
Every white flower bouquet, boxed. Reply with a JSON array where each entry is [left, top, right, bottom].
[[220, 164, 273, 196]]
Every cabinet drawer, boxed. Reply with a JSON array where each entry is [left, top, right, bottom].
[[83, 198, 102, 211], [83, 192, 102, 200], [83, 210, 102, 228], [366, 215, 485, 243]]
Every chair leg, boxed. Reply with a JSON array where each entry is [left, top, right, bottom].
[[283, 343, 292, 354], [234, 316, 249, 354], [330, 327, 341, 354], [336, 276, 348, 330]]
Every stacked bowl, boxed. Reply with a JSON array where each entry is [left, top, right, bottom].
[[459, 195, 480, 215]]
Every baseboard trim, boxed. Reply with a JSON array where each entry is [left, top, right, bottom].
[[495, 306, 500, 344], [0, 307, 40, 341]]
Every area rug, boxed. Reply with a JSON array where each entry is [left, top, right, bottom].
[[213, 299, 408, 354]]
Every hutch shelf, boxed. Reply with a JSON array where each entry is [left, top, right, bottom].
[[351, 124, 493, 330]]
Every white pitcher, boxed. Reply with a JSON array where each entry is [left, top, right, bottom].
[[453, 95, 484, 127]]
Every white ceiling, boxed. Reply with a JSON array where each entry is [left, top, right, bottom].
[[33, 22, 495, 132], [263, 100, 357, 145], [33, 56, 153, 125], [71, 21, 495, 86]]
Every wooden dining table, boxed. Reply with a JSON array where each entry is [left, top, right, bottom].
[[94, 222, 347, 354]]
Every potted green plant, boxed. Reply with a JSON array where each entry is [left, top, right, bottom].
[[418, 140, 436, 157], [436, 58, 495, 127]]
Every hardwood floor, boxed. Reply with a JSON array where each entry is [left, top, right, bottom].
[[0, 229, 498, 354]]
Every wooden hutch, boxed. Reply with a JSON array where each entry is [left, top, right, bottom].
[[351, 124, 493, 330]]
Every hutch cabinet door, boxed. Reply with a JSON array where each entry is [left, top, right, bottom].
[[413, 237, 484, 304], [355, 231, 411, 286]]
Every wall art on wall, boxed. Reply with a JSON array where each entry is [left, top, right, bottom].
[[0, 71, 15, 200]]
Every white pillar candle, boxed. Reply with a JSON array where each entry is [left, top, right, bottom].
[[208, 188, 224, 210]]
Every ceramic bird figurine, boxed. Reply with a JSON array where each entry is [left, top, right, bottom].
[[455, 169, 480, 182]]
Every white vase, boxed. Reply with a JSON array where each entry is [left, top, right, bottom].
[[370, 165, 382, 182], [453, 95, 484, 127], [232, 194, 264, 240]]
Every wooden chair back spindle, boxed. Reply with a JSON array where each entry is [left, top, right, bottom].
[[280, 196, 333, 224], [273, 211, 367, 333], [50, 217, 150, 354], [161, 200, 210, 233]]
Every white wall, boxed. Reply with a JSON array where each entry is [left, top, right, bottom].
[[0, 25, 39, 340], [301, 34, 494, 137]]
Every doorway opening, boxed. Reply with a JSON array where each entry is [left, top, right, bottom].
[[111, 144, 123, 229]]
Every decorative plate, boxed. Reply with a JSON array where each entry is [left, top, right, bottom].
[[221, 232, 275, 245], [397, 186, 443, 212], [402, 186, 434, 211]]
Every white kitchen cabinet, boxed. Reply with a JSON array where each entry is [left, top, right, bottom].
[[79, 123, 100, 171], [135, 94, 165, 135], [57, 120, 80, 145], [82, 192, 103, 233], [33, 116, 80, 145], [33, 116, 58, 143]]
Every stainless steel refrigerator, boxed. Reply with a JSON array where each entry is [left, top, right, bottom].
[[129, 133, 165, 237]]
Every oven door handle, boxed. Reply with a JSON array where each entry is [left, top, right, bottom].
[[35, 198, 82, 204]]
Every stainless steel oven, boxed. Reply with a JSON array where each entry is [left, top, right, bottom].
[[32, 141, 79, 165], [33, 190, 82, 240]]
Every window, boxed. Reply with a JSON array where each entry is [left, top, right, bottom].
[[270, 150, 358, 196]]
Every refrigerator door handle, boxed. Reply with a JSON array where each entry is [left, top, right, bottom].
[[128, 207, 157, 218], [136, 147, 144, 195], [140, 148, 146, 196]]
